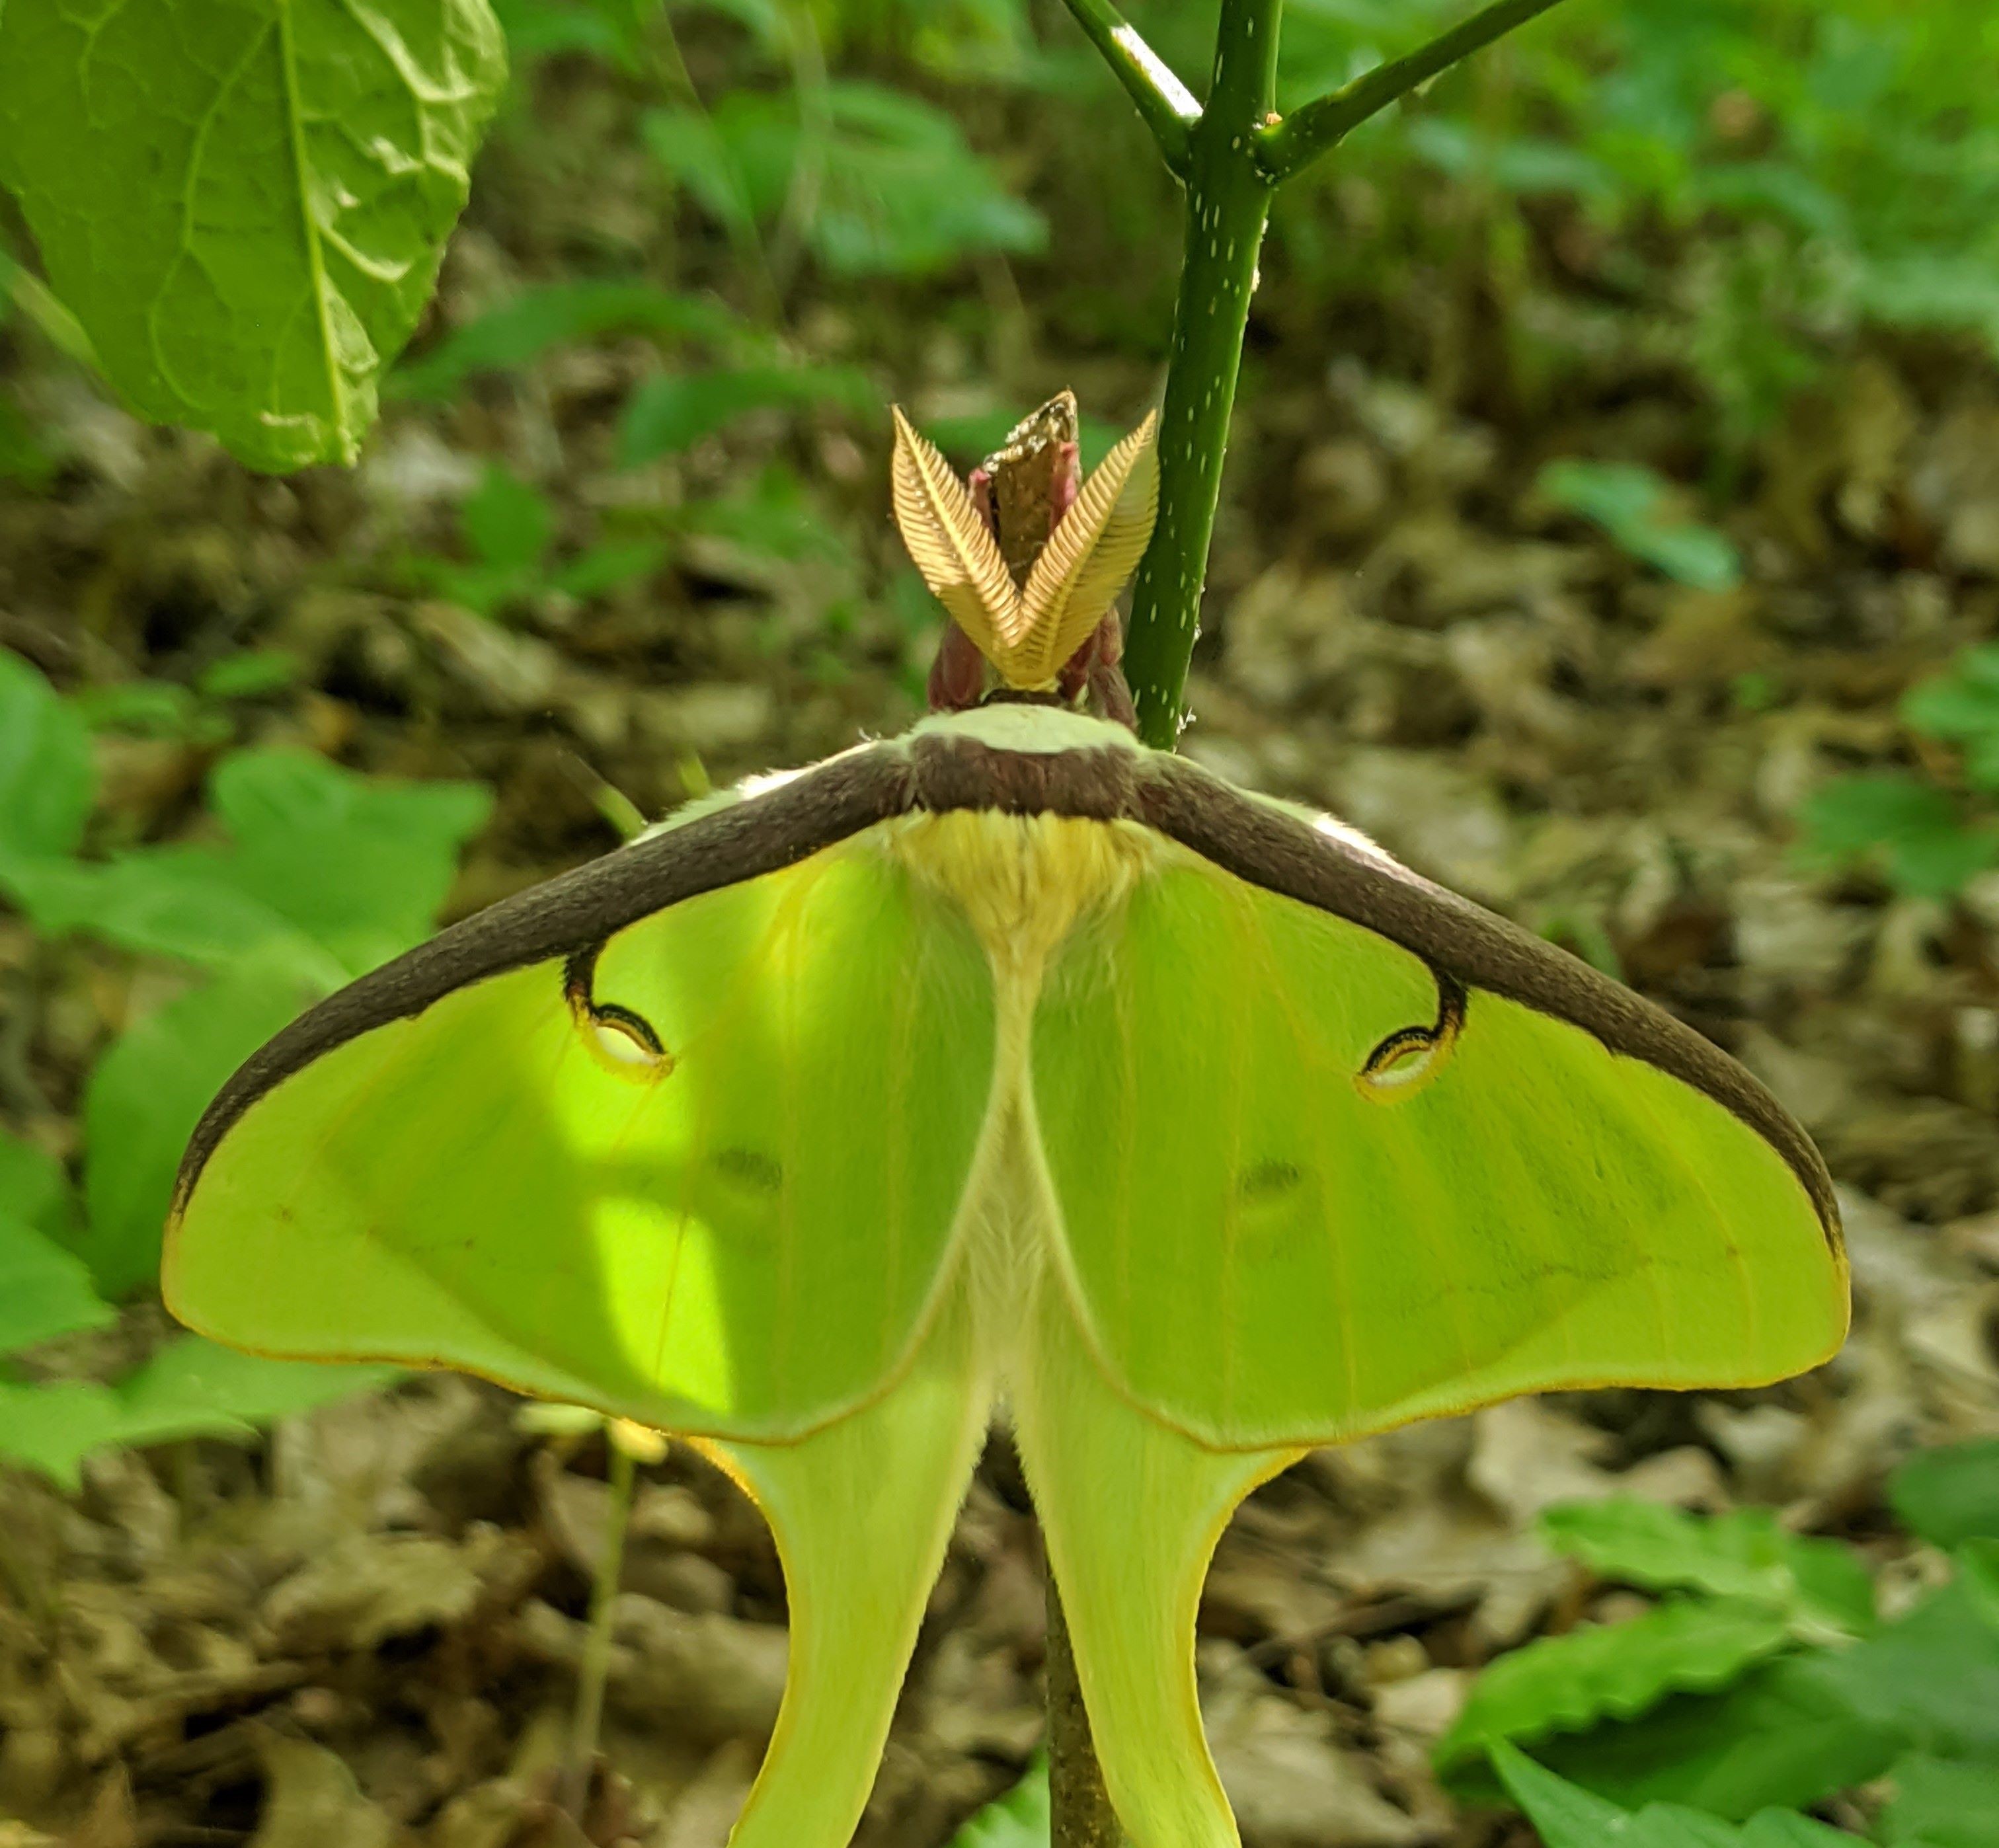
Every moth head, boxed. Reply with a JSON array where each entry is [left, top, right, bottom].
[[891, 399, 1160, 695]]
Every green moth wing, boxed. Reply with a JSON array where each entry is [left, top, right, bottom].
[[165, 755, 997, 1442], [1031, 758, 1847, 1452], [161, 703, 1850, 1848], [701, 1295, 989, 1848]]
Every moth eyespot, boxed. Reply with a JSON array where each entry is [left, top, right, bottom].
[[1356, 978, 1466, 1102], [1356, 1031, 1444, 1095], [594, 1017, 657, 1064], [1236, 1159, 1304, 1203], [713, 1147, 783, 1196], [565, 947, 672, 1078], [578, 1004, 670, 1077]]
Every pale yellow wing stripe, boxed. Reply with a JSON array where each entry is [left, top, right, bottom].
[[1017, 410, 1161, 684], [890, 406, 1021, 660]]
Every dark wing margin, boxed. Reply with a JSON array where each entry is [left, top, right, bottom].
[[172, 715, 1837, 1255], [1130, 753, 1841, 1249], [172, 744, 916, 1210]]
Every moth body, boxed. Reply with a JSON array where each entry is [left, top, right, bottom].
[[164, 701, 1848, 1848]]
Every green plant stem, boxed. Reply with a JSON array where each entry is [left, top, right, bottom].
[[1256, 0, 1570, 181], [561, 1437, 637, 1820], [1057, 0, 1200, 177], [1122, 0, 1281, 748]]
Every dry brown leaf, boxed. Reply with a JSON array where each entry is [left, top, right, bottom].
[[248, 1729, 401, 1848]]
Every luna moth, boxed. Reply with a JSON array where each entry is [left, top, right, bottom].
[[164, 395, 1848, 1848]]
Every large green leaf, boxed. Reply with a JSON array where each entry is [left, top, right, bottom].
[[0, 647, 93, 876], [81, 960, 320, 1299], [618, 363, 874, 466], [0, 1223, 111, 1354], [1457, 1654, 1902, 1817], [645, 80, 1044, 280], [1541, 1502, 1873, 1636], [1436, 1599, 1799, 1783], [1809, 1582, 1999, 1765], [392, 279, 740, 400], [1881, 1753, 1999, 1848], [1904, 646, 1999, 793], [0, 1126, 78, 1245], [0, 1338, 394, 1490], [0, 1126, 102, 1360], [200, 749, 492, 974], [946, 1762, 1048, 1848], [1491, 1744, 1854, 1848], [15, 749, 490, 979], [1793, 774, 1999, 900], [0, 0, 507, 470], [1891, 1441, 1999, 1550]]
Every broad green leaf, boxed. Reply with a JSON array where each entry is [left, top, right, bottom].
[[392, 280, 740, 399], [547, 539, 668, 599], [116, 1336, 399, 1433], [0, 1127, 77, 1244], [1793, 774, 1999, 900], [618, 364, 873, 467], [0, 391, 55, 490], [492, 0, 653, 71], [81, 960, 320, 1297], [947, 1762, 1048, 1848], [1494, 1744, 1649, 1845], [1801, 1583, 1999, 1766], [1436, 1599, 1799, 1781], [0, 1379, 137, 1491], [459, 464, 555, 575], [0, 1340, 393, 1490], [1961, 1539, 1999, 1632], [1491, 1744, 1852, 1848], [10, 847, 339, 980], [0, 1209, 112, 1354], [0, 646, 93, 872], [0, 0, 507, 469], [1527, 1655, 1903, 1820], [1881, 1752, 1999, 1848], [200, 749, 492, 974], [1541, 1502, 1873, 1636], [646, 82, 1044, 280], [1904, 646, 1999, 792], [683, 463, 851, 564], [1538, 459, 1742, 592], [1891, 1440, 1999, 1549], [198, 650, 303, 702], [67, 679, 222, 744]]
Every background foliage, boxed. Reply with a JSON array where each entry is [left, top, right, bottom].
[[1, 1, 1998, 1843]]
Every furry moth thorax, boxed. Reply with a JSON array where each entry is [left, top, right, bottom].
[[890, 394, 1160, 706]]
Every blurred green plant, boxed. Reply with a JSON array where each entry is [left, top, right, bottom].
[[945, 1759, 1050, 1848], [389, 279, 744, 403], [0, 648, 488, 1485], [1538, 459, 1742, 592], [645, 77, 1045, 280], [1490, 1742, 1855, 1847], [1438, 1444, 1999, 1832], [1222, 0, 1999, 446], [409, 462, 667, 619], [1797, 646, 1999, 901]]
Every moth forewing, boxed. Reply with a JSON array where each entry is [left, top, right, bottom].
[[890, 406, 1021, 666], [1016, 410, 1161, 685]]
